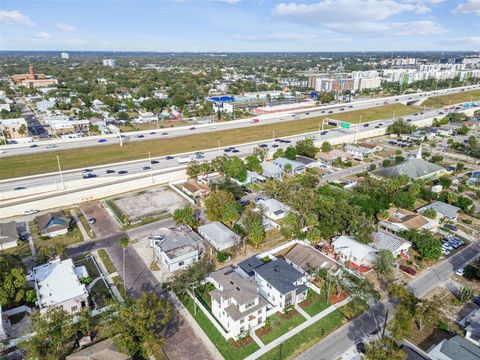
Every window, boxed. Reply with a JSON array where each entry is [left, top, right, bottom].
[[240, 319, 244, 324], [71, 305, 78, 312], [244, 299, 256, 309], [258, 310, 262, 315], [178, 261, 184, 266]]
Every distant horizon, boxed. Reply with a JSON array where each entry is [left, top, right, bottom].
[[1, 1, 479, 52]]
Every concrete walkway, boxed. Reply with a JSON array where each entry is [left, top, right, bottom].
[[245, 297, 352, 360], [26, 222, 36, 257], [295, 304, 312, 320], [250, 328, 266, 349], [70, 209, 91, 241]]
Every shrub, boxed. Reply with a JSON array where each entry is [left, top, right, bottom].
[[216, 251, 229, 263]]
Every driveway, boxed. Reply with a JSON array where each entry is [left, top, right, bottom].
[[80, 202, 120, 238]]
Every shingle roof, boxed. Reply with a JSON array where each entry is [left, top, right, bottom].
[[439, 335, 480, 360], [0, 222, 18, 245], [385, 208, 429, 230], [284, 244, 340, 273], [238, 256, 264, 276], [375, 158, 444, 179], [418, 201, 460, 219], [254, 258, 304, 294], [273, 157, 305, 170]]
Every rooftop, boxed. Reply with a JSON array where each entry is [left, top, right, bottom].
[[198, 222, 240, 250], [237, 256, 264, 276], [384, 207, 429, 230], [418, 201, 460, 219], [374, 158, 444, 179], [254, 258, 304, 295], [333, 235, 377, 263], [372, 230, 411, 253], [151, 227, 203, 260], [30, 258, 88, 309], [284, 244, 340, 273], [0, 221, 18, 245], [435, 335, 480, 360]]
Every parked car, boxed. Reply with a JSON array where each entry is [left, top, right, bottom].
[[399, 265, 416, 276], [444, 224, 458, 231], [88, 218, 96, 224], [456, 268, 464, 276]]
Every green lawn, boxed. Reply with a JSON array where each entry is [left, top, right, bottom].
[[89, 279, 113, 309], [257, 310, 345, 360], [180, 295, 259, 360], [97, 249, 117, 274], [259, 310, 306, 344], [30, 220, 83, 253], [73, 254, 101, 279], [302, 297, 330, 317], [1, 104, 416, 179], [112, 275, 129, 301], [423, 89, 480, 108], [1, 240, 31, 258], [195, 283, 216, 309]]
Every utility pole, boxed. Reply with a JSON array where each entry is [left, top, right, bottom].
[[56, 155, 65, 190], [119, 133, 123, 146], [148, 151, 154, 183], [392, 109, 396, 122]]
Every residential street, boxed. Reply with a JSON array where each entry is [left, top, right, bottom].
[[295, 240, 480, 360], [66, 218, 219, 360]]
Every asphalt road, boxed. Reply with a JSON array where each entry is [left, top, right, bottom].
[[0, 107, 443, 196], [295, 241, 480, 360], [1, 84, 478, 158]]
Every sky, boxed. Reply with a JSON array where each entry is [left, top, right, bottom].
[[0, 0, 479, 52]]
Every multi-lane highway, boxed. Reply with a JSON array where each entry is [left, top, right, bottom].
[[0, 106, 451, 198], [1, 84, 479, 158]]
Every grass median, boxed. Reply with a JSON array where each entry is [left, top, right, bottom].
[[423, 89, 480, 108], [1, 104, 415, 180]]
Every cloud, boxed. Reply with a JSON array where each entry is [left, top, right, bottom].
[[273, 1, 446, 36], [434, 36, 480, 46], [453, 0, 480, 15], [0, 10, 34, 26], [234, 33, 318, 42], [33, 31, 50, 40], [55, 23, 77, 32]]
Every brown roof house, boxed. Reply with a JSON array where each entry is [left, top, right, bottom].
[[378, 208, 434, 234], [36, 211, 71, 238], [66, 338, 131, 360]]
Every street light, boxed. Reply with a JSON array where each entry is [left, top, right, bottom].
[[56, 155, 65, 190]]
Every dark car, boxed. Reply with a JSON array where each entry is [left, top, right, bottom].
[[106, 169, 115, 174], [83, 172, 97, 179], [305, 112, 310, 115], [232, 149, 240, 153], [118, 170, 128, 174], [259, 144, 268, 148], [320, 131, 328, 135], [438, 111, 444, 115], [30, 144, 38, 148], [189, 127, 196, 130], [224, 148, 232, 152], [161, 132, 168, 135], [328, 110, 333, 114], [349, 105, 353, 108], [166, 155, 174, 160], [355, 342, 366, 354], [98, 139, 107, 143], [339, 108, 345, 111], [137, 134, 144, 138], [149, 131, 156, 135], [272, 144, 279, 148], [14, 186, 26, 191], [363, 124, 369, 127], [375, 125, 380, 128], [239, 200, 251, 206], [399, 265, 416, 276], [445, 224, 458, 232], [151, 160, 159, 164], [283, 140, 291, 143], [244, 189, 253, 194], [472, 296, 480, 306], [406, 118, 412, 122], [142, 166, 151, 170]]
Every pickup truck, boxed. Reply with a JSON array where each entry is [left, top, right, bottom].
[[177, 156, 194, 164]]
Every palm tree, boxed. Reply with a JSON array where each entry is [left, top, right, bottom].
[[119, 236, 130, 289]]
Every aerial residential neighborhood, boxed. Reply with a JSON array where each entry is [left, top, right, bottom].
[[1, 1, 480, 360]]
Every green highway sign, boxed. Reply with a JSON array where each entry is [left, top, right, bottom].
[[340, 122, 350, 129]]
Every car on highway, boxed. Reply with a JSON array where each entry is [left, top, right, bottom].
[[149, 132, 156, 135], [106, 169, 115, 174], [399, 265, 416, 276], [14, 186, 27, 191], [210, 126, 217, 130], [46, 144, 58, 149], [166, 155, 174, 160], [189, 127, 196, 130], [143, 166, 151, 170], [348, 105, 353, 108], [328, 110, 333, 113], [272, 144, 279, 148], [305, 112, 310, 115], [137, 134, 145, 138], [339, 108, 345, 111], [30, 144, 38, 148], [83, 172, 97, 179], [161, 132, 168, 135], [232, 149, 240, 153], [363, 124, 369, 127], [375, 125, 380, 128], [81, 169, 93, 174], [406, 119, 412, 122], [224, 148, 232, 152], [98, 138, 107, 143], [282, 139, 292, 143], [259, 144, 268, 148], [320, 131, 328, 135], [23, 209, 39, 216], [150, 160, 159, 164], [413, 113, 418, 116], [118, 170, 128, 174], [251, 118, 260, 123]]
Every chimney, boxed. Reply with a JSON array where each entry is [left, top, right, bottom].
[[28, 66, 35, 79]]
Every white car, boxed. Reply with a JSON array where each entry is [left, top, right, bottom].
[[456, 268, 464, 277], [0, 150, 6, 154], [23, 209, 39, 216], [46, 144, 58, 149]]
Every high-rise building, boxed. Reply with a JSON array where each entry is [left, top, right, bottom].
[[61, 52, 69, 59], [102, 59, 116, 67]]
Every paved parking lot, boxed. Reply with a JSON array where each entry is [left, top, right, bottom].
[[114, 186, 189, 222], [80, 202, 120, 238]]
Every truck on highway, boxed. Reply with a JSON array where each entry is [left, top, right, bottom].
[[177, 156, 194, 164]]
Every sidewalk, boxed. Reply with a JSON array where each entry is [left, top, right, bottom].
[[245, 297, 352, 360], [26, 222, 36, 257], [70, 209, 91, 241]]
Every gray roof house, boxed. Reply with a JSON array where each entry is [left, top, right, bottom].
[[371, 230, 412, 257], [375, 158, 445, 180], [427, 335, 480, 360], [0, 222, 19, 251], [237, 256, 264, 277], [417, 201, 461, 222], [254, 258, 308, 309], [261, 161, 283, 180], [273, 157, 305, 174], [198, 222, 240, 251], [149, 226, 204, 272]]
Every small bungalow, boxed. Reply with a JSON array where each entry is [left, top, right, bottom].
[[36, 211, 70, 238], [273, 157, 306, 174], [379, 207, 432, 234], [261, 161, 283, 180], [417, 201, 461, 222], [198, 222, 241, 251], [371, 230, 412, 258], [332, 235, 377, 272], [257, 198, 290, 221]]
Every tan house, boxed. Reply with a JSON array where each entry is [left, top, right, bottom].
[[66, 338, 131, 360], [379, 207, 433, 234], [36, 211, 70, 238]]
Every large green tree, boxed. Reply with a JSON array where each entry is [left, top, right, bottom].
[[364, 336, 406, 360], [373, 249, 395, 280], [204, 190, 241, 226], [295, 138, 319, 158], [173, 207, 197, 228], [0, 255, 28, 308]]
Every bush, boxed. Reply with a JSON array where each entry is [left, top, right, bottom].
[[464, 264, 480, 281], [383, 159, 392, 167], [438, 322, 449, 332], [216, 251, 229, 263], [439, 176, 452, 188], [369, 163, 377, 171]]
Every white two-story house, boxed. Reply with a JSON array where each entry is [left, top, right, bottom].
[[209, 266, 268, 339], [254, 259, 308, 310]]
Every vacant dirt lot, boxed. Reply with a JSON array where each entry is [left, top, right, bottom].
[[114, 186, 189, 221], [80, 202, 120, 238]]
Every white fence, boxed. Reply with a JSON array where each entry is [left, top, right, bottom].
[[4, 305, 32, 316], [188, 291, 231, 339], [168, 180, 195, 205]]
